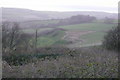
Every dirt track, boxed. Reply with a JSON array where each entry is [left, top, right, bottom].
[[63, 30, 95, 42]]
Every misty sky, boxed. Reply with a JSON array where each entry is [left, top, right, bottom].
[[1, 0, 119, 13]]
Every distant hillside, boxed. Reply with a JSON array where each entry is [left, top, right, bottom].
[[1, 7, 118, 22]]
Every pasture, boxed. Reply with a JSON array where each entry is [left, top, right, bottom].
[[59, 23, 116, 31], [22, 22, 117, 47], [38, 30, 64, 47]]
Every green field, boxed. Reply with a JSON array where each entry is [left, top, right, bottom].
[[59, 23, 117, 31], [22, 22, 117, 47], [58, 22, 117, 47], [69, 32, 105, 47], [80, 32, 105, 44], [22, 28, 54, 34], [36, 30, 66, 47]]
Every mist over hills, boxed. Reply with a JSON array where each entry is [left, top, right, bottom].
[[1, 7, 118, 22]]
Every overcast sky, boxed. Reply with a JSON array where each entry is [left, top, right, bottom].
[[1, 0, 119, 13]]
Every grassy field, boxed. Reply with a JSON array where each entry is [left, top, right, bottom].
[[58, 22, 117, 47], [36, 30, 66, 47], [22, 28, 54, 34], [21, 22, 117, 48], [80, 32, 105, 44], [59, 23, 117, 31], [68, 32, 105, 48]]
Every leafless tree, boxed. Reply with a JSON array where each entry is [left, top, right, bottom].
[[2, 22, 32, 55]]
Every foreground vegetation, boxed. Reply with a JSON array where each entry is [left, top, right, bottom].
[[2, 46, 118, 78]]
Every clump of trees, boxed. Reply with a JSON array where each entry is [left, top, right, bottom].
[[102, 25, 120, 52], [59, 15, 96, 26], [104, 17, 114, 24]]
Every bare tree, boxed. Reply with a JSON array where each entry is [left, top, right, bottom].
[[2, 22, 21, 54], [2, 22, 32, 55]]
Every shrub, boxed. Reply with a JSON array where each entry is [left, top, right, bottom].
[[3, 54, 32, 65], [102, 26, 120, 52], [2, 47, 118, 78], [3, 53, 63, 66]]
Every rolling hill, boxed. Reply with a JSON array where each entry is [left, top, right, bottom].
[[1, 7, 118, 22]]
